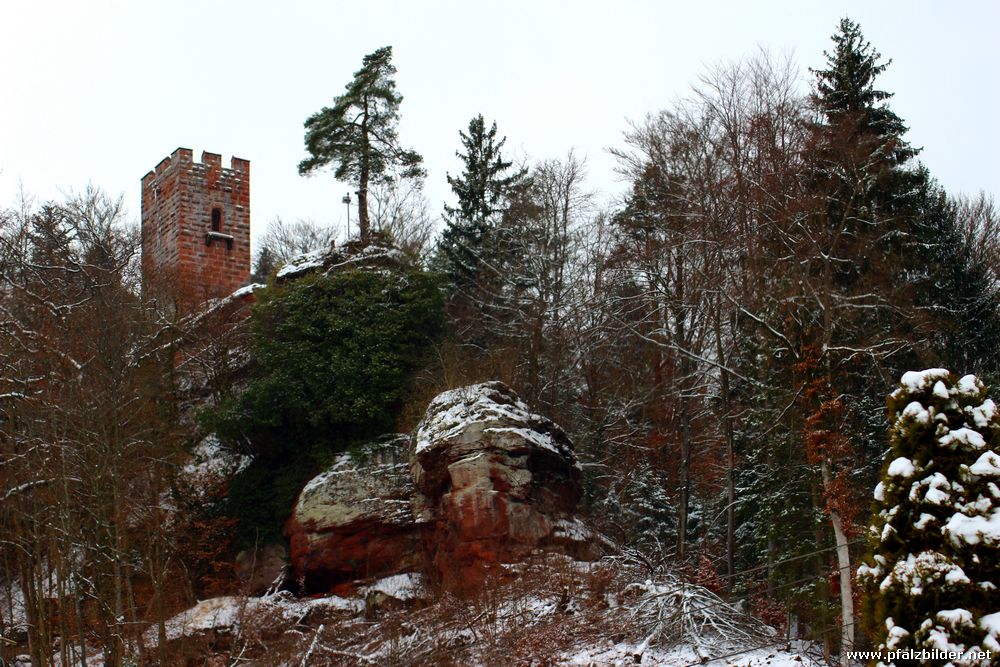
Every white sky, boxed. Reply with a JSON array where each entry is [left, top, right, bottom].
[[1, 1, 997, 250]]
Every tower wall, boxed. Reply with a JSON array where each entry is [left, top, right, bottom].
[[141, 147, 251, 312]]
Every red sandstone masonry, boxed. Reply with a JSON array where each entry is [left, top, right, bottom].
[[141, 148, 251, 313]]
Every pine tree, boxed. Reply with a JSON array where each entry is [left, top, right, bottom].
[[859, 369, 1000, 662], [438, 115, 526, 286], [299, 46, 424, 244]]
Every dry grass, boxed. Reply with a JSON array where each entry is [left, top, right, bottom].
[[147, 552, 773, 666]]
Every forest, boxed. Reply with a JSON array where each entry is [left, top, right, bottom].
[[1, 16, 999, 667]]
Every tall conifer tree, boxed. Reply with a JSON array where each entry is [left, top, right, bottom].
[[299, 46, 424, 244], [439, 115, 526, 286]]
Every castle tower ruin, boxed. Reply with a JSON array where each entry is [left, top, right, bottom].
[[141, 147, 251, 312]]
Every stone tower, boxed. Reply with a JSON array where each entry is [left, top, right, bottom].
[[141, 148, 251, 312]]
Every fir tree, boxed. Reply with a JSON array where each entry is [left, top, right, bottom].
[[438, 115, 526, 286], [859, 370, 1000, 663], [812, 17, 917, 168], [908, 177, 1000, 380], [299, 46, 424, 244]]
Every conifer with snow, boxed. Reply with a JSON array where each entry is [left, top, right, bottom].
[[859, 369, 1000, 665]]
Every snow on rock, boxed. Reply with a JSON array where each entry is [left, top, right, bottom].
[[412, 382, 600, 583], [159, 595, 241, 641], [197, 282, 265, 314], [275, 248, 327, 279], [360, 572, 427, 602], [151, 591, 361, 645], [142, 553, 821, 666], [275, 242, 408, 281], [228, 282, 266, 300], [415, 382, 576, 465], [285, 434, 421, 592]]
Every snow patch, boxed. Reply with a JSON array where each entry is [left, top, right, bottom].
[[958, 374, 984, 397], [901, 400, 931, 425], [229, 282, 265, 299], [899, 369, 951, 396], [932, 380, 950, 399], [909, 472, 952, 506], [415, 383, 576, 467], [967, 399, 998, 429], [182, 434, 251, 480], [276, 248, 327, 279], [361, 573, 427, 602], [887, 457, 916, 478], [944, 509, 1000, 547], [981, 612, 1000, 652], [879, 551, 969, 595], [940, 428, 987, 452], [968, 451, 1000, 478], [153, 593, 362, 644]]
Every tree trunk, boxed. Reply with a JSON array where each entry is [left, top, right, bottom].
[[358, 94, 371, 244], [810, 480, 833, 663], [677, 393, 692, 561], [713, 306, 736, 592], [822, 459, 855, 666], [672, 252, 693, 562]]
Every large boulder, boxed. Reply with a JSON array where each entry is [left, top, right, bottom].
[[412, 382, 599, 581], [285, 435, 420, 592]]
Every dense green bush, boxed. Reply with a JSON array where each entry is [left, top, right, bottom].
[[211, 267, 444, 456], [205, 265, 444, 544]]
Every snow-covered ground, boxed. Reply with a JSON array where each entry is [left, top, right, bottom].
[[130, 557, 826, 666]]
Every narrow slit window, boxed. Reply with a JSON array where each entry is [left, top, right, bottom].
[[211, 207, 222, 232]]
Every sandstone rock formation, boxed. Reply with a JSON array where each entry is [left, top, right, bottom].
[[285, 435, 420, 591], [412, 382, 599, 581], [286, 382, 600, 593]]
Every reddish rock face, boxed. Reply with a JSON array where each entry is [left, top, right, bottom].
[[284, 436, 421, 592], [412, 382, 599, 585], [286, 384, 601, 594]]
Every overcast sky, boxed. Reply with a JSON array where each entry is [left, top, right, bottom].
[[2, 1, 997, 250]]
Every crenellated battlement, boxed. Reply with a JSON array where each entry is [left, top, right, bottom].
[[141, 147, 251, 312], [143, 147, 249, 185]]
